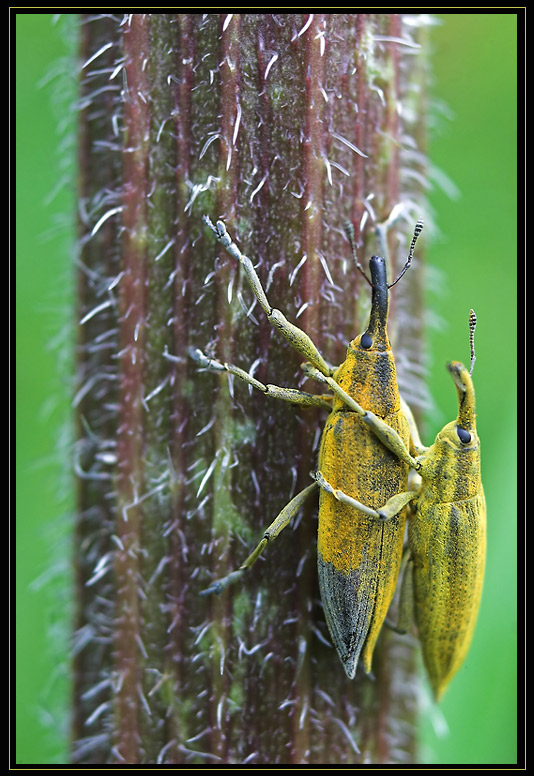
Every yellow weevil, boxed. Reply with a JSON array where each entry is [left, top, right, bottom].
[[314, 310, 486, 699], [194, 215, 423, 680]]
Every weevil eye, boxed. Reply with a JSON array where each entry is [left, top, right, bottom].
[[361, 332, 373, 349], [456, 426, 471, 444]]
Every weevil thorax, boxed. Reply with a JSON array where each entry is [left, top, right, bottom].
[[420, 361, 481, 501], [333, 255, 399, 419]]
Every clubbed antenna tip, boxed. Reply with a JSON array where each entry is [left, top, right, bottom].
[[469, 309, 477, 375], [388, 218, 424, 288]]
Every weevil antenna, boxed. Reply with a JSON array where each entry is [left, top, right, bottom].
[[388, 219, 424, 288], [344, 221, 372, 286], [469, 309, 477, 375]]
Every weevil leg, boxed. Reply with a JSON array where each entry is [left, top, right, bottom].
[[303, 363, 421, 471], [312, 471, 381, 518], [313, 470, 417, 522], [385, 548, 415, 634], [204, 216, 334, 377], [200, 482, 318, 596], [400, 396, 428, 456], [376, 490, 418, 520], [189, 347, 332, 410], [361, 413, 420, 471]]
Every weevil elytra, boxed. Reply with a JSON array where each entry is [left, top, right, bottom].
[[315, 311, 486, 699], [194, 215, 423, 680]]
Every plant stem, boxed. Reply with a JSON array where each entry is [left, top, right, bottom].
[[73, 13, 430, 764]]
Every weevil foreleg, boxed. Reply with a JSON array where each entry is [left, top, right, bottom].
[[400, 396, 427, 456], [189, 347, 332, 410], [313, 470, 417, 521], [200, 482, 318, 596], [302, 363, 421, 471], [204, 216, 334, 377], [385, 548, 415, 635], [312, 471, 382, 518]]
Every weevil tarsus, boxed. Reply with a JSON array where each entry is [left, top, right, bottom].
[[188, 345, 226, 372], [200, 482, 318, 596], [200, 568, 246, 596]]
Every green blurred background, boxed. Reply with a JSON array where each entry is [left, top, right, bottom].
[[15, 13, 518, 765]]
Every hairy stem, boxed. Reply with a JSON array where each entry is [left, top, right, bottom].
[[73, 13, 430, 765]]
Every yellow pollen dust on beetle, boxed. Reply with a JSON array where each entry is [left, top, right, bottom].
[[192, 215, 485, 701]]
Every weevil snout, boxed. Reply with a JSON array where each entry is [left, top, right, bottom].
[[447, 360, 477, 435], [360, 255, 389, 350]]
